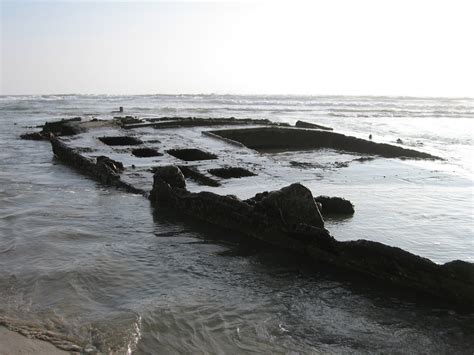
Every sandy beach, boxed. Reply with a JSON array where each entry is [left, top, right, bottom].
[[0, 326, 68, 355]]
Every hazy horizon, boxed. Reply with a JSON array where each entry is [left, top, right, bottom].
[[2, 1, 473, 97], [1, 93, 474, 100]]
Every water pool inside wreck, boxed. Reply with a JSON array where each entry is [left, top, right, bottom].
[[2, 107, 474, 353]]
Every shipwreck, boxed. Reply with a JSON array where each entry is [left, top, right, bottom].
[[21, 115, 474, 311]]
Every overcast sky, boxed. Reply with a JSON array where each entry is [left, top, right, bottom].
[[1, 0, 473, 96]]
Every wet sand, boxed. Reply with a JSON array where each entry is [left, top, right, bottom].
[[0, 326, 68, 355]]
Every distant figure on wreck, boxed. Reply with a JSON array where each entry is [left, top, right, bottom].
[[112, 106, 124, 113], [369, 134, 372, 140]]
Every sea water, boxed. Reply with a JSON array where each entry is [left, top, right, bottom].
[[0, 95, 473, 353]]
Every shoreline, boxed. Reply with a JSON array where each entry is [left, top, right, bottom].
[[0, 316, 85, 354], [0, 326, 69, 355]]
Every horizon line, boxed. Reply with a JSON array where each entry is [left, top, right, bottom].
[[1, 92, 473, 100]]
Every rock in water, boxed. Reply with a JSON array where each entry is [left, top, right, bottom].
[[96, 156, 124, 174], [154, 166, 186, 189], [315, 196, 355, 215], [255, 183, 325, 228]]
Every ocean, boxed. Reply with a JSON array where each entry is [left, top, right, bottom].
[[0, 94, 473, 353]]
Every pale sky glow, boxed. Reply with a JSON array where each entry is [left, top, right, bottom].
[[1, 0, 473, 96]]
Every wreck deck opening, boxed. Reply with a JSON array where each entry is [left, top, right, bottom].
[[208, 167, 257, 179], [132, 147, 163, 157], [98, 136, 143, 146], [167, 148, 218, 161]]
